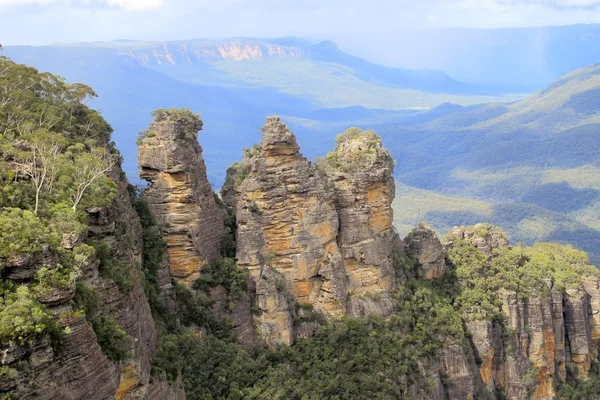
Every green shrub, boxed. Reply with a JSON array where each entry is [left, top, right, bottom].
[[0, 208, 57, 261], [150, 108, 203, 141], [92, 241, 134, 292], [91, 315, 128, 361], [0, 285, 58, 346], [193, 258, 249, 306]]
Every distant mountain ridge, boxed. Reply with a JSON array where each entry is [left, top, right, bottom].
[[59, 37, 482, 95]]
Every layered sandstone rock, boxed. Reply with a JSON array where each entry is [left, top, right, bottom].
[[223, 117, 346, 318], [223, 119, 401, 346], [449, 224, 509, 256], [1, 165, 178, 399], [321, 127, 397, 317], [447, 225, 600, 400], [138, 110, 224, 286], [404, 224, 446, 279]]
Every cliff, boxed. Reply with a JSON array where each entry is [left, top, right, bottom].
[[222, 118, 400, 345], [319, 127, 398, 317], [138, 109, 225, 286], [0, 165, 183, 399], [3, 53, 600, 399], [444, 224, 600, 399]]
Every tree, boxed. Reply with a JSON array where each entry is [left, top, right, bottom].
[[69, 147, 117, 212], [12, 130, 66, 214]]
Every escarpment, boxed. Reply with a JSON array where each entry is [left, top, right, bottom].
[[1, 163, 182, 400], [442, 224, 600, 400], [138, 109, 225, 286], [3, 66, 600, 399]]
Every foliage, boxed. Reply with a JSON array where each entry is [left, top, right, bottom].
[[556, 360, 600, 399], [0, 56, 118, 217], [91, 315, 129, 361], [0, 208, 57, 261], [92, 241, 134, 292], [73, 281, 129, 361], [321, 127, 393, 174], [146, 108, 203, 141], [131, 194, 167, 313], [34, 265, 79, 292], [154, 250, 468, 400], [174, 283, 234, 341], [446, 226, 599, 320], [193, 257, 249, 307], [0, 285, 58, 346]]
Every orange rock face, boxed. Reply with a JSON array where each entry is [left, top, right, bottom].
[[322, 127, 398, 317], [223, 119, 400, 345], [138, 111, 224, 286], [225, 117, 346, 318]]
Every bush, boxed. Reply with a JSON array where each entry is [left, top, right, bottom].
[[92, 241, 134, 292], [0, 285, 58, 346], [91, 315, 128, 361], [0, 208, 57, 261], [193, 258, 249, 306], [73, 281, 128, 361]]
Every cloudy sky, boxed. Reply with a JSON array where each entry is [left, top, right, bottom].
[[1, 0, 600, 65]]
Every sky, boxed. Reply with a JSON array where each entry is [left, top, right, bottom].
[[1, 0, 600, 66]]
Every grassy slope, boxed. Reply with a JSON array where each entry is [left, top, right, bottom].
[[202, 59, 516, 109]]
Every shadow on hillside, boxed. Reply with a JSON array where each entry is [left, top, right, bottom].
[[521, 182, 599, 213]]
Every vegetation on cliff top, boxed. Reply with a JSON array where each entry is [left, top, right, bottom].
[[446, 225, 599, 321], [0, 55, 125, 352], [318, 127, 394, 174]]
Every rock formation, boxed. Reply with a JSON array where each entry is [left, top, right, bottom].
[[321, 127, 398, 316], [1, 165, 183, 399], [445, 225, 600, 400], [222, 117, 346, 319], [222, 118, 400, 345], [138, 109, 224, 286], [404, 223, 446, 279]]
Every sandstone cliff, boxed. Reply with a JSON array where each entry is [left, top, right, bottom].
[[138, 109, 224, 286], [445, 224, 600, 400], [222, 117, 346, 325], [319, 127, 398, 317], [222, 118, 400, 345], [1, 165, 183, 400]]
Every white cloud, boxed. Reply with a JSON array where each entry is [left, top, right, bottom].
[[106, 0, 164, 10], [0, 0, 164, 9]]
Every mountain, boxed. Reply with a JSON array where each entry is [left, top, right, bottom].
[[382, 64, 600, 264]]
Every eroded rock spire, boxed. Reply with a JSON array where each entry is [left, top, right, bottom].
[[138, 109, 224, 286]]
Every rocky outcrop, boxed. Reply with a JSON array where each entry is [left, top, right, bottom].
[[223, 117, 346, 319], [404, 224, 446, 279], [222, 118, 400, 345], [138, 110, 224, 286], [447, 225, 600, 400], [322, 127, 397, 317], [1, 165, 177, 399], [449, 224, 509, 256]]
